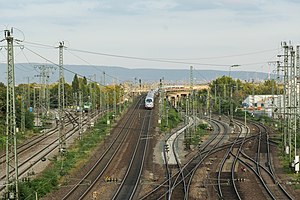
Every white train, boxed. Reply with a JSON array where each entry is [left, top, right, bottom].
[[145, 90, 156, 109]]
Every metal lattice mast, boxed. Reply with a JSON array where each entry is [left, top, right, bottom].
[[58, 42, 66, 153], [184, 95, 189, 149], [79, 91, 83, 140], [103, 72, 109, 124], [26, 76, 31, 109], [276, 61, 281, 120], [88, 76, 92, 128], [4, 29, 19, 199], [46, 67, 54, 114], [34, 65, 46, 125], [190, 66, 195, 136], [33, 87, 37, 122], [41, 66, 46, 113], [282, 42, 289, 153], [159, 78, 163, 124], [94, 74, 97, 114], [37, 65, 55, 115], [296, 46, 300, 158], [21, 87, 26, 134], [289, 47, 296, 159], [113, 78, 117, 118], [99, 75, 102, 114]]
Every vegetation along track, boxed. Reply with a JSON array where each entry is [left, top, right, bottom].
[[0, 110, 100, 194], [61, 97, 145, 200]]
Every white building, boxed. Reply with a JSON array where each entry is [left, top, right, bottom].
[[242, 95, 283, 118]]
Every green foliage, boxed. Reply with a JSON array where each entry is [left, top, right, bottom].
[[160, 101, 182, 132], [208, 76, 280, 115], [18, 114, 111, 199], [72, 74, 80, 94], [190, 123, 208, 145]]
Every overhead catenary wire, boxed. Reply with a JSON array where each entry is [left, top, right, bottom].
[[148, 48, 280, 61], [17, 40, 279, 82], [67, 47, 237, 67], [19, 41, 124, 84], [21, 45, 106, 86], [22, 40, 278, 64], [65, 48, 123, 83], [66, 48, 278, 67]]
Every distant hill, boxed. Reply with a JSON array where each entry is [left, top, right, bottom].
[[0, 63, 270, 85]]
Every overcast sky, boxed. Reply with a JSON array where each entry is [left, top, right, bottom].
[[0, 0, 299, 74]]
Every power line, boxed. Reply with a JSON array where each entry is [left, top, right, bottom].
[[21, 40, 56, 49], [67, 47, 232, 67], [22, 46, 106, 86], [149, 48, 280, 61], [19, 40, 278, 82], [22, 40, 279, 62], [65, 49, 123, 82]]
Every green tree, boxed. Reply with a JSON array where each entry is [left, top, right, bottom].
[[72, 74, 80, 106]]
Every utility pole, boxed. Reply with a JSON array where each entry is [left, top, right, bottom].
[[276, 61, 282, 130], [34, 65, 55, 124], [230, 86, 233, 121], [289, 47, 296, 161], [206, 89, 210, 120], [185, 95, 190, 149], [99, 75, 102, 115], [118, 79, 121, 115], [79, 92, 83, 140], [190, 66, 195, 135], [21, 87, 26, 134], [296, 46, 300, 157], [46, 66, 55, 115], [103, 72, 110, 125], [58, 41, 66, 156], [282, 42, 289, 155], [2, 28, 19, 200], [158, 78, 163, 124], [88, 76, 93, 128], [35, 65, 46, 115], [33, 86, 39, 126], [26, 76, 31, 109], [113, 78, 117, 119], [93, 74, 97, 114]]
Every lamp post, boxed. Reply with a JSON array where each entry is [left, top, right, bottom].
[[228, 65, 239, 124], [229, 64, 240, 78]]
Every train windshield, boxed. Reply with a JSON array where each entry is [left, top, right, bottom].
[[146, 99, 152, 103]]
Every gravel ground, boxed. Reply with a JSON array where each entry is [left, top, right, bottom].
[[39, 112, 300, 200]]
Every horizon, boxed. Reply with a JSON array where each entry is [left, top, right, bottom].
[[0, 63, 270, 85], [1, 0, 299, 75]]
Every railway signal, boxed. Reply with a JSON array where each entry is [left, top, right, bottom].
[[165, 143, 169, 153]]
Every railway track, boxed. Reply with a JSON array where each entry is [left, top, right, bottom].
[[238, 121, 294, 200], [140, 117, 231, 199], [0, 109, 103, 195], [215, 117, 293, 200], [140, 113, 295, 200], [61, 97, 147, 199], [112, 106, 153, 200], [216, 120, 247, 200]]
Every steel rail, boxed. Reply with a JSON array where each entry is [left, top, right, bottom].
[[62, 98, 143, 200]]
